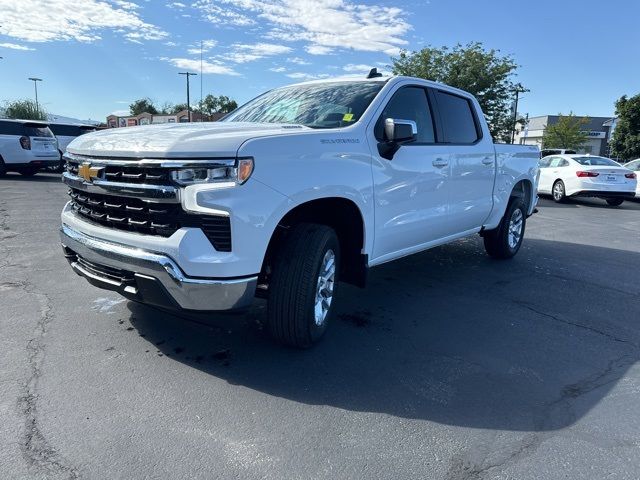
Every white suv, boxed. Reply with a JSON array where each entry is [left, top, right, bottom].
[[0, 119, 59, 176]]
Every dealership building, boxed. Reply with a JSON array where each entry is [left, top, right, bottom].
[[515, 115, 616, 156], [106, 110, 224, 128]]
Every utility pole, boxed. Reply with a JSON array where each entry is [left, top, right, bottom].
[[200, 40, 203, 115], [511, 83, 529, 144], [28, 77, 43, 113], [178, 72, 197, 122]]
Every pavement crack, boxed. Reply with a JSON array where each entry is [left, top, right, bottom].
[[513, 301, 639, 349], [17, 281, 80, 479], [445, 433, 545, 480]]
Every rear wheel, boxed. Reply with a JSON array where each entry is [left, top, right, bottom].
[[267, 223, 340, 348], [483, 198, 527, 259], [606, 198, 624, 207], [0, 158, 6, 177], [552, 180, 566, 203]]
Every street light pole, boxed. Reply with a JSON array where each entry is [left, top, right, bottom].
[[178, 72, 197, 122], [511, 83, 529, 144], [28, 77, 42, 113]]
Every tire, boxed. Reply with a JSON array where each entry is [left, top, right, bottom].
[[0, 158, 6, 177], [606, 198, 624, 207], [267, 223, 340, 348], [483, 198, 527, 259], [19, 168, 38, 177], [552, 180, 566, 203]]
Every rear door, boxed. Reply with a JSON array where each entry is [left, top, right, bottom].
[[370, 85, 453, 260], [431, 89, 495, 233]]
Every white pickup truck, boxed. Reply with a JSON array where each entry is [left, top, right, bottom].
[[60, 73, 539, 347]]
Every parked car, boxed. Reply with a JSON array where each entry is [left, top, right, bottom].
[[0, 119, 59, 177], [48, 123, 98, 172], [540, 148, 576, 158], [59, 73, 540, 347], [623, 159, 640, 197], [538, 154, 637, 205]]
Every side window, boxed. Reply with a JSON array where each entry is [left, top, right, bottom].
[[434, 90, 480, 144], [549, 157, 563, 168], [560, 159, 570, 167], [374, 87, 435, 143], [539, 157, 552, 168]]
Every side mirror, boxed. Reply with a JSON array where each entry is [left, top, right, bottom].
[[384, 118, 418, 143], [378, 118, 417, 160]]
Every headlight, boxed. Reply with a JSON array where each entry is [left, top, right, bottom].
[[170, 158, 254, 186]]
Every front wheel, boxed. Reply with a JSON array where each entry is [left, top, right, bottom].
[[483, 199, 527, 259], [552, 180, 566, 203], [267, 223, 340, 348], [606, 198, 624, 207]]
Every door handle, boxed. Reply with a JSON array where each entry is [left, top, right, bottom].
[[432, 158, 448, 168], [482, 157, 494, 165]]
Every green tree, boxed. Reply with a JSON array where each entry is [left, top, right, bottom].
[[170, 103, 189, 114], [3, 99, 47, 120], [391, 42, 522, 142], [200, 94, 238, 115], [610, 93, 640, 161], [129, 98, 158, 115], [542, 113, 590, 150]]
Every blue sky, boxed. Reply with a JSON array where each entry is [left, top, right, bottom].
[[1, 0, 639, 122]]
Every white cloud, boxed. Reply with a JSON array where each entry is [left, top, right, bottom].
[[166, 1, 186, 8], [192, 0, 256, 26], [287, 57, 310, 65], [285, 72, 330, 81], [187, 40, 218, 55], [305, 45, 333, 55], [342, 63, 372, 73], [164, 57, 240, 76], [342, 63, 391, 76], [269, 66, 287, 72], [193, 0, 410, 55], [0, 42, 35, 51], [220, 42, 292, 63], [0, 0, 167, 43]]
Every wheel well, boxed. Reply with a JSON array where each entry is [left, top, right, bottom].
[[261, 198, 367, 288], [511, 179, 533, 211]]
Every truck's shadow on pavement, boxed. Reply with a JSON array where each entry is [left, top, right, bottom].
[[128, 237, 640, 432]]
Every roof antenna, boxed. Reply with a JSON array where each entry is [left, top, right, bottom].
[[367, 68, 383, 79]]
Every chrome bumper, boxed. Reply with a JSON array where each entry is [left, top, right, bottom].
[[60, 224, 257, 311]]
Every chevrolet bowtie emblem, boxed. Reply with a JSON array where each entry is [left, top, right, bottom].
[[78, 163, 103, 182]]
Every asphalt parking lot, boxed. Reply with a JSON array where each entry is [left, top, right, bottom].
[[1, 172, 639, 480]]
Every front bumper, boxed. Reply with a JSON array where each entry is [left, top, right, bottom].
[[60, 224, 257, 312]]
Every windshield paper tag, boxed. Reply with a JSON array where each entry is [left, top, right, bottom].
[[342, 113, 354, 122]]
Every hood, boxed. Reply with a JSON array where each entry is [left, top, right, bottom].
[[67, 122, 312, 158]]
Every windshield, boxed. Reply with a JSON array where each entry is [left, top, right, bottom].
[[223, 82, 384, 129], [572, 156, 620, 166]]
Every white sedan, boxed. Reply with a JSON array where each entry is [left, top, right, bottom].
[[538, 154, 637, 206], [623, 159, 640, 197]]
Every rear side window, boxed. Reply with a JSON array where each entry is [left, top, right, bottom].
[[434, 91, 480, 144], [50, 124, 81, 136], [572, 156, 619, 167], [24, 123, 54, 138], [375, 87, 435, 143], [0, 121, 25, 136]]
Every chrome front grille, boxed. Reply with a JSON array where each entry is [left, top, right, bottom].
[[63, 153, 233, 251], [66, 162, 171, 185]]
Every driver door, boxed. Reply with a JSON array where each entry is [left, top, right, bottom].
[[370, 85, 453, 262]]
